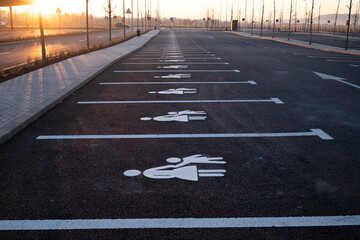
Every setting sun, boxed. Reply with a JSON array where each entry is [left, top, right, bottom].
[[30, 0, 84, 15], [33, 0, 60, 14]]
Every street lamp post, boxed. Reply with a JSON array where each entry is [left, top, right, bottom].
[[123, 0, 126, 37], [225, 0, 228, 30], [131, 0, 134, 33]]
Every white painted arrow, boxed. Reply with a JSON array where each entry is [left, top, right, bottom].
[[313, 72, 360, 90], [313, 72, 345, 81]]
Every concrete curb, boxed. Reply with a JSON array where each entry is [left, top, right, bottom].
[[227, 31, 360, 56], [0, 30, 161, 145]]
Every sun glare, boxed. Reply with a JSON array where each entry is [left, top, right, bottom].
[[33, 0, 62, 14]]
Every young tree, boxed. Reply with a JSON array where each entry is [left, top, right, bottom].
[[309, 0, 314, 44], [334, 0, 341, 35], [345, 0, 353, 50], [352, 0, 359, 36], [104, 0, 116, 42], [288, 0, 293, 40], [260, 0, 265, 37], [272, 0, 276, 38]]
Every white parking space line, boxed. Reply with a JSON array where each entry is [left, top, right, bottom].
[[78, 39, 87, 42], [129, 58, 222, 60], [113, 70, 240, 73], [1, 215, 357, 230], [134, 54, 216, 57], [36, 129, 333, 140], [0, 52, 10, 55], [77, 98, 282, 104], [99, 81, 257, 85], [123, 62, 230, 65], [138, 52, 211, 54]]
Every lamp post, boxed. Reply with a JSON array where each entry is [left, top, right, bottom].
[[131, 0, 134, 32]]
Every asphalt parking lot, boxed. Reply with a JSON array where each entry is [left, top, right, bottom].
[[0, 29, 360, 239]]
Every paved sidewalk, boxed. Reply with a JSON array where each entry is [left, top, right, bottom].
[[229, 31, 360, 55], [0, 30, 160, 145]]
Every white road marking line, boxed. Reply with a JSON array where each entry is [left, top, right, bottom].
[[0, 52, 10, 55], [134, 54, 216, 57], [1, 215, 358, 230], [159, 60, 187, 63], [349, 64, 359, 67], [113, 70, 240, 73], [129, 58, 222, 60], [78, 39, 87, 42], [208, 36, 215, 39], [327, 59, 360, 63], [123, 62, 229, 65], [314, 71, 360, 90], [36, 129, 333, 140], [138, 52, 211, 54], [77, 98, 282, 105], [99, 81, 257, 85]]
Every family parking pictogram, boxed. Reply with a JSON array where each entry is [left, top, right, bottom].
[[124, 154, 226, 181], [154, 73, 191, 78], [148, 88, 197, 95], [157, 65, 189, 69], [140, 110, 207, 122]]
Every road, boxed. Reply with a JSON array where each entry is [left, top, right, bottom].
[[0, 28, 104, 41], [0, 29, 360, 239], [0, 28, 134, 70]]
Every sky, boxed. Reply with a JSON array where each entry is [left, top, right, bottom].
[[2, 0, 358, 21]]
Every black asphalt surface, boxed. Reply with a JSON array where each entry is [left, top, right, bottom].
[[1, 29, 360, 239]]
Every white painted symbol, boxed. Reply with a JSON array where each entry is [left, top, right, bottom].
[[167, 55, 184, 58], [154, 74, 191, 79], [157, 65, 189, 69], [159, 60, 186, 63], [148, 88, 197, 95], [314, 71, 360, 90], [141, 110, 207, 122], [164, 52, 182, 55], [124, 154, 226, 181], [313, 72, 346, 81]]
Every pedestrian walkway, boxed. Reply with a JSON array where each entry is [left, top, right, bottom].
[[230, 31, 360, 55], [0, 30, 160, 145]]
